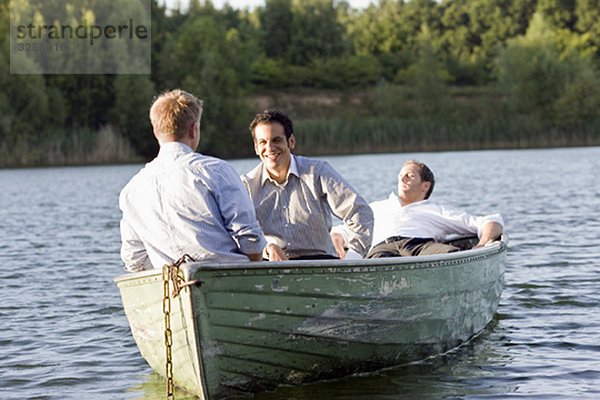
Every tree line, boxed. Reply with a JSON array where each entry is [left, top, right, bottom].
[[1, 0, 600, 167]]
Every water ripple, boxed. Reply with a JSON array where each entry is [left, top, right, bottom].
[[2, 149, 600, 399]]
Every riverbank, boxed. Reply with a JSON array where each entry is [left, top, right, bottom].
[[2, 86, 599, 168]]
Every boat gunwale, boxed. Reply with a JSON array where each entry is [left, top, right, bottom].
[[115, 235, 507, 284]]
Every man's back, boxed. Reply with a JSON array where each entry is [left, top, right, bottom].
[[120, 142, 265, 271]]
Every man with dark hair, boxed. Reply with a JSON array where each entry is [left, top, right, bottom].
[[332, 160, 504, 258], [119, 90, 267, 271], [242, 110, 373, 261]]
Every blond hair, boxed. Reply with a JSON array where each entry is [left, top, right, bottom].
[[149, 89, 203, 141]]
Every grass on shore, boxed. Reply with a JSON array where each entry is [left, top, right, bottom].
[[0, 125, 140, 168]]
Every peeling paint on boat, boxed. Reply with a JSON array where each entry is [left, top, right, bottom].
[[380, 277, 411, 295], [271, 279, 289, 292]]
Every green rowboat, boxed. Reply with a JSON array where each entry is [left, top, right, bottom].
[[115, 235, 507, 399]]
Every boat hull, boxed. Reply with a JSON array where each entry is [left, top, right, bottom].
[[115, 236, 507, 399]]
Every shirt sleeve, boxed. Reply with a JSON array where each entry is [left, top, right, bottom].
[[214, 162, 267, 256], [474, 213, 504, 238], [319, 162, 374, 256], [120, 217, 153, 272], [330, 223, 352, 246], [438, 204, 504, 239]]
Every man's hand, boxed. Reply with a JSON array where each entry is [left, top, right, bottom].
[[330, 232, 347, 259], [264, 243, 288, 261], [247, 253, 263, 261], [474, 222, 503, 248]]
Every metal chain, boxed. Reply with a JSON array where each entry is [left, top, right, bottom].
[[163, 264, 174, 399], [162, 254, 196, 400]]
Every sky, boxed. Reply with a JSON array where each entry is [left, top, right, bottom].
[[161, 0, 375, 11]]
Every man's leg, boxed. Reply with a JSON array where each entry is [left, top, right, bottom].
[[414, 241, 460, 255], [367, 239, 413, 258]]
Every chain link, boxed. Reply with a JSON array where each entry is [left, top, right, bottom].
[[162, 254, 196, 400]]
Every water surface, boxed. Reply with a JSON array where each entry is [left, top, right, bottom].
[[1, 147, 599, 399]]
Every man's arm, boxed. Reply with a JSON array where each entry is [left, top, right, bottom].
[[247, 253, 263, 261], [215, 162, 268, 259], [320, 163, 374, 257], [330, 231, 348, 259], [263, 243, 288, 261], [244, 243, 289, 262], [473, 221, 503, 248], [120, 218, 153, 271]]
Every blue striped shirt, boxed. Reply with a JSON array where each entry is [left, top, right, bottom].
[[119, 142, 267, 271], [241, 155, 373, 258]]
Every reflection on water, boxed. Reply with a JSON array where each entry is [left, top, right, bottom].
[[1, 147, 600, 399], [128, 373, 198, 400]]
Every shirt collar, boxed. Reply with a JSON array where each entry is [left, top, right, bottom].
[[261, 154, 299, 186], [391, 191, 430, 208], [158, 141, 194, 157], [399, 196, 430, 208]]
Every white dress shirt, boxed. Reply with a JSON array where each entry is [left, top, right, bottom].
[[119, 142, 266, 271], [334, 192, 504, 250]]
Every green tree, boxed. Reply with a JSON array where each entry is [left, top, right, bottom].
[[287, 0, 347, 64], [176, 14, 253, 155], [349, 0, 408, 56], [553, 62, 600, 126], [496, 12, 566, 117], [536, 0, 575, 30], [415, 25, 445, 115], [574, 0, 600, 57], [112, 75, 156, 159], [437, 0, 536, 82], [260, 0, 293, 59]]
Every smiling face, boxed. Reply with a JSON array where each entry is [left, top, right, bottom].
[[397, 163, 431, 206], [253, 122, 296, 183]]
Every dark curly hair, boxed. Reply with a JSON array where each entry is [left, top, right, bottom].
[[249, 110, 294, 141]]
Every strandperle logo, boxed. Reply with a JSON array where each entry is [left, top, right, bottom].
[[15, 19, 148, 46], [10, 0, 151, 74]]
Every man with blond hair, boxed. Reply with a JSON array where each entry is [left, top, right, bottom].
[[119, 89, 266, 271]]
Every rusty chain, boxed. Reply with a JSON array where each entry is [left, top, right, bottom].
[[162, 254, 196, 400]]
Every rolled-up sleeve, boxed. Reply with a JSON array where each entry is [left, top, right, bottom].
[[475, 213, 504, 238], [119, 215, 153, 272], [320, 162, 374, 256]]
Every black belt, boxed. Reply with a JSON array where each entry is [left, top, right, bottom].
[[373, 236, 434, 248]]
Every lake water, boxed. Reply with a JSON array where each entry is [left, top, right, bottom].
[[1, 147, 599, 399]]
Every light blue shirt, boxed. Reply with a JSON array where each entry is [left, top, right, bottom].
[[119, 142, 266, 271]]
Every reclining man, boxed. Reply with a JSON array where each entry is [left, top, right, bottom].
[[331, 160, 503, 258]]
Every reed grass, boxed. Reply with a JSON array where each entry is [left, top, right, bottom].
[[0, 125, 140, 167], [294, 116, 600, 156]]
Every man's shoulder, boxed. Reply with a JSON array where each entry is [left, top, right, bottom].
[[185, 153, 237, 178], [294, 155, 325, 168], [241, 163, 262, 183], [294, 155, 331, 178], [370, 193, 397, 209], [186, 152, 221, 167]]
